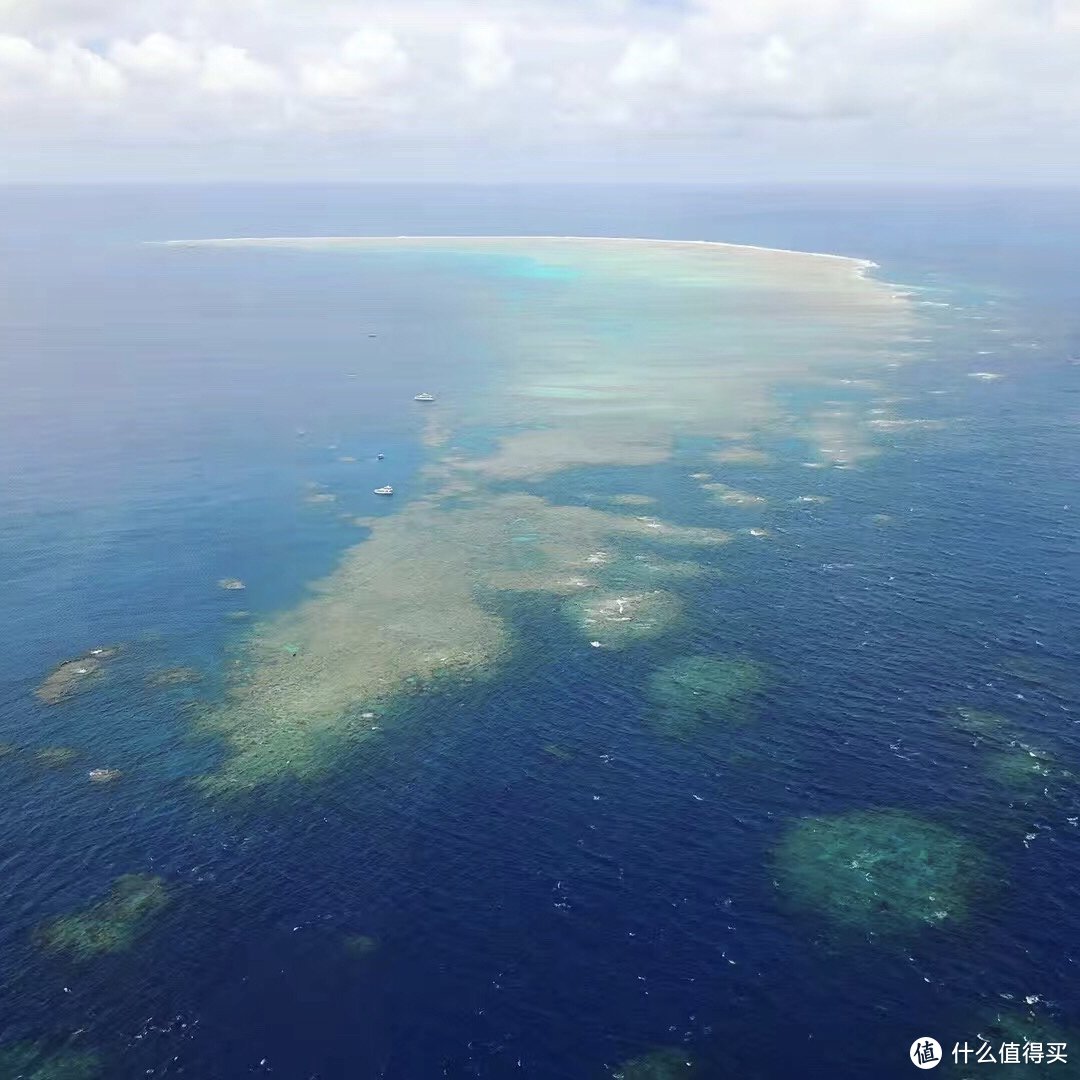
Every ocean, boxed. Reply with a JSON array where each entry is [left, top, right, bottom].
[[0, 184, 1078, 1079]]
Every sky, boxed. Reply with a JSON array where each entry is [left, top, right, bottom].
[[0, 0, 1078, 182]]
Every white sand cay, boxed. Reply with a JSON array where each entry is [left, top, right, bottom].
[[158, 233, 882, 275]]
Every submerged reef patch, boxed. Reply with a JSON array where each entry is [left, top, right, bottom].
[[953, 706, 1011, 736], [711, 445, 771, 465], [1000, 653, 1071, 690], [986, 743, 1071, 799], [0, 1043, 101, 1080], [35, 648, 118, 705], [610, 1046, 696, 1079], [866, 416, 947, 432], [699, 483, 767, 507], [564, 589, 682, 646], [342, 933, 380, 959], [646, 655, 767, 736], [148, 666, 202, 687], [35, 874, 170, 959], [34, 747, 80, 768], [200, 493, 725, 789], [87, 768, 122, 784], [600, 555, 707, 590], [773, 810, 989, 935], [951, 706, 1075, 802], [542, 743, 574, 761]]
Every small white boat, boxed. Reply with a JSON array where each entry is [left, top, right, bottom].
[[413, 392, 436, 402], [373, 485, 394, 496]]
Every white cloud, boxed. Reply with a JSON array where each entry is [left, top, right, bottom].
[[341, 28, 408, 75], [299, 60, 365, 99], [610, 35, 680, 86], [462, 25, 513, 89], [1056, 0, 1080, 31], [110, 32, 199, 79], [757, 35, 794, 84], [0, 34, 125, 103], [0, 0, 1077, 178], [0, 34, 45, 82], [301, 28, 408, 99], [53, 41, 127, 96], [199, 44, 281, 95]]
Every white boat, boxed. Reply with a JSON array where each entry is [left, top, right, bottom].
[[373, 485, 394, 496], [413, 392, 436, 402]]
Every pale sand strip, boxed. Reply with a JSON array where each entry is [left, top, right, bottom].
[[155, 234, 879, 274]]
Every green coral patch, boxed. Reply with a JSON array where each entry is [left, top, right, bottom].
[[986, 744, 1069, 796], [564, 589, 682, 647], [700, 482, 767, 507], [35, 650, 116, 705], [0, 1043, 101, 1080], [542, 743, 574, 761], [773, 810, 989, 935], [611, 1047, 696, 1079], [646, 655, 767, 736], [953, 706, 1010, 736], [342, 933, 380, 959], [34, 747, 80, 768], [711, 445, 771, 465], [951, 707, 1076, 801], [35, 874, 170, 959], [148, 666, 202, 687]]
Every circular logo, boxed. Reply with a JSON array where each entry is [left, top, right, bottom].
[[910, 1038, 943, 1070]]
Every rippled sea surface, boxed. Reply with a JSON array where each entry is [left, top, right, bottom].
[[1, 185, 1078, 1080]]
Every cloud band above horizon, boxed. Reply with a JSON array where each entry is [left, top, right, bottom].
[[1, 0, 1077, 181]]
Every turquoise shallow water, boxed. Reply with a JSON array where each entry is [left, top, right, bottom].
[[0, 185, 1078, 1079]]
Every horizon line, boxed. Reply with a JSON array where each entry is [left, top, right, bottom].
[[3, 178, 1080, 190]]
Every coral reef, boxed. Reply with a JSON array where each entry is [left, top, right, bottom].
[[611, 1047, 696, 1079], [35, 748, 79, 768], [342, 934, 380, 959], [36, 874, 170, 959], [148, 667, 202, 687], [646, 655, 767, 736], [773, 810, 989, 935], [35, 648, 117, 705], [564, 590, 682, 647], [0, 1043, 101, 1080]]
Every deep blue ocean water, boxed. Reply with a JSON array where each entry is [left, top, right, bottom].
[[0, 185, 1078, 1079]]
